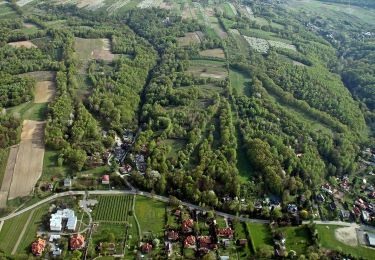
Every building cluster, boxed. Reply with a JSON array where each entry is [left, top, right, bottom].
[[50, 208, 77, 232]]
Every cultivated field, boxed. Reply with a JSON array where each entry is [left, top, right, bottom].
[[34, 81, 56, 103], [243, 36, 269, 53], [8, 40, 37, 48], [137, 0, 163, 9], [177, 32, 203, 46], [199, 48, 225, 59], [268, 40, 297, 51], [93, 195, 133, 222], [8, 120, 46, 199], [0, 145, 19, 207]]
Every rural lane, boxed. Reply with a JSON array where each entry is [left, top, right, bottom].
[[0, 189, 366, 229]]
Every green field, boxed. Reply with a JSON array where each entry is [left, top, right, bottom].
[[247, 223, 273, 250], [0, 211, 31, 254], [93, 195, 133, 223], [277, 225, 312, 255], [135, 196, 165, 236], [188, 59, 228, 79], [230, 68, 250, 96], [17, 205, 49, 254], [316, 225, 375, 259], [0, 148, 10, 191]]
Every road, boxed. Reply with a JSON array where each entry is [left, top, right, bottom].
[[1, 189, 371, 229]]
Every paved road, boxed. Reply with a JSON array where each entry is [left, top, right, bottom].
[[1, 189, 371, 229]]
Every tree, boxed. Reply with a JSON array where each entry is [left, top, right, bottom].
[[257, 245, 273, 259], [271, 208, 282, 219], [72, 250, 82, 260]]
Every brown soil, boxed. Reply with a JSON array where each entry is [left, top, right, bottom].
[[34, 81, 56, 103], [199, 48, 225, 58], [335, 226, 358, 247], [8, 120, 46, 199]]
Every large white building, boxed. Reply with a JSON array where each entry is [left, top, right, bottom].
[[50, 209, 77, 232]]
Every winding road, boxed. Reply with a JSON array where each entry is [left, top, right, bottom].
[[0, 189, 371, 230]]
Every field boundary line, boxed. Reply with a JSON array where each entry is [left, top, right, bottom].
[[132, 195, 141, 240], [11, 209, 35, 255]]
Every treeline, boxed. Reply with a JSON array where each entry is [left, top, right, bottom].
[[0, 73, 35, 107], [0, 115, 21, 149], [317, 0, 375, 8]]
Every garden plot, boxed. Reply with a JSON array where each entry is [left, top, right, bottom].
[[268, 40, 297, 51], [199, 48, 225, 59], [243, 36, 269, 53], [8, 41, 37, 48], [8, 120, 46, 199], [177, 32, 203, 46], [106, 0, 130, 14], [137, 0, 163, 9]]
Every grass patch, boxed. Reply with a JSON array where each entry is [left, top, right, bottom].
[[188, 59, 228, 79], [230, 68, 250, 96], [0, 148, 9, 189], [6, 102, 48, 121], [135, 196, 165, 236], [316, 225, 375, 259], [0, 211, 31, 254], [247, 223, 273, 250], [277, 225, 312, 255], [41, 149, 70, 181], [17, 205, 49, 254]]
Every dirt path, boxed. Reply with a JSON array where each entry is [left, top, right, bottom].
[[11, 209, 35, 255], [34, 81, 56, 103]]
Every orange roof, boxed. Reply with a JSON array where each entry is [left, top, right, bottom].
[[182, 219, 194, 232], [184, 235, 196, 248], [217, 227, 234, 238], [31, 238, 46, 256], [70, 234, 85, 250], [141, 243, 153, 253], [102, 175, 110, 181]]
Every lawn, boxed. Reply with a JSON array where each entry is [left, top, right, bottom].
[[17, 205, 49, 254], [6, 102, 48, 121], [160, 139, 187, 159], [229, 68, 250, 96], [188, 59, 228, 79], [0, 211, 31, 254], [135, 196, 165, 236], [41, 149, 70, 181], [90, 223, 126, 255], [316, 225, 375, 259], [247, 223, 273, 250], [277, 225, 312, 255]]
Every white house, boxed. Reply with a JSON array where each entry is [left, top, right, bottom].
[[50, 209, 77, 231]]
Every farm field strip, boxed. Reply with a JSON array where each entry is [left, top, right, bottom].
[[94, 195, 133, 222]]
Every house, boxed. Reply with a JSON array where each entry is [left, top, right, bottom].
[[119, 164, 132, 174], [166, 230, 179, 241], [237, 239, 247, 247], [367, 233, 375, 247], [64, 178, 72, 187], [182, 219, 194, 233], [217, 228, 234, 239], [329, 202, 337, 211], [321, 183, 333, 195], [362, 211, 371, 223], [198, 236, 212, 248], [141, 243, 153, 253], [184, 235, 196, 248], [49, 234, 61, 242], [102, 175, 110, 185], [340, 210, 350, 220], [221, 239, 230, 248], [70, 234, 85, 250], [316, 194, 325, 203], [287, 204, 298, 214], [31, 238, 46, 256], [50, 209, 77, 231]]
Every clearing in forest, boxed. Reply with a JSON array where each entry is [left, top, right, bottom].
[[199, 48, 225, 59], [177, 32, 203, 46], [74, 37, 116, 61], [34, 81, 56, 103], [188, 59, 228, 79], [23, 22, 36, 29], [8, 41, 37, 48], [7, 120, 46, 199]]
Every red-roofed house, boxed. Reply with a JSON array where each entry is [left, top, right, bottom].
[[217, 228, 234, 239], [198, 236, 212, 248], [166, 230, 179, 241], [184, 235, 196, 248], [31, 238, 46, 256], [141, 243, 153, 253], [182, 219, 194, 233], [102, 175, 110, 185], [70, 234, 85, 250]]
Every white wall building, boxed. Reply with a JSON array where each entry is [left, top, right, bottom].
[[50, 209, 77, 231]]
